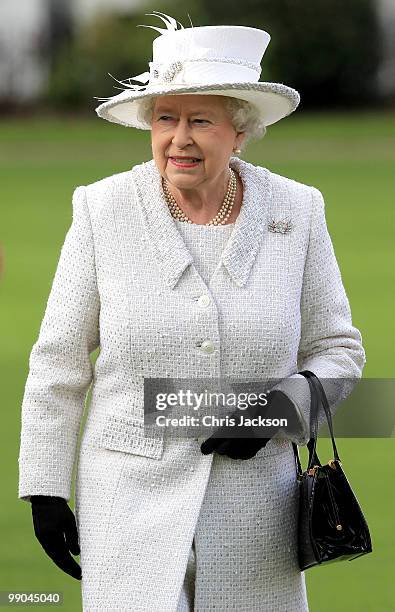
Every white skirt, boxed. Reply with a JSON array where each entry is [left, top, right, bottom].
[[176, 443, 309, 611]]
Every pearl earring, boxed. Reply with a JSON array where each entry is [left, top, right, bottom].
[[233, 148, 241, 155]]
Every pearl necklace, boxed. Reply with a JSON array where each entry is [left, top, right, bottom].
[[162, 168, 237, 225]]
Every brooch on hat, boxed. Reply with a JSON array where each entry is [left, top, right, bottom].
[[267, 218, 293, 234], [162, 61, 184, 82]]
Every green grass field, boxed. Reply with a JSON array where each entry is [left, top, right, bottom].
[[1, 111, 394, 610]]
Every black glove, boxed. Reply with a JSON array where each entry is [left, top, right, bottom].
[[200, 389, 299, 460], [30, 495, 82, 581]]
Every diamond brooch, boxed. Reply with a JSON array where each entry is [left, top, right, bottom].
[[267, 218, 293, 234], [162, 61, 183, 82]]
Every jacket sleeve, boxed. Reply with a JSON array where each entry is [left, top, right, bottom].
[[271, 186, 366, 445], [18, 186, 100, 502]]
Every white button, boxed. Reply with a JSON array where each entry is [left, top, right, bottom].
[[200, 340, 215, 354], [197, 294, 210, 308]]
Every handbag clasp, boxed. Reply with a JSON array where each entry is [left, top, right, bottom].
[[307, 464, 320, 476]]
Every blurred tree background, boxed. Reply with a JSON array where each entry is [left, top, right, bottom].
[[44, 0, 385, 113]]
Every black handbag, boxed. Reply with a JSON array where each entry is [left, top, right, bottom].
[[291, 370, 373, 571]]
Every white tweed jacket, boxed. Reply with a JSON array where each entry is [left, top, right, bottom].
[[18, 155, 366, 503]]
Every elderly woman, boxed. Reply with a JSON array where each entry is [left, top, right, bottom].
[[18, 12, 365, 612]]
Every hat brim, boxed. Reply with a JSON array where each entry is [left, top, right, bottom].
[[95, 81, 300, 129]]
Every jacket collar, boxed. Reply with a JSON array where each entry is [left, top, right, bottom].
[[131, 156, 272, 289]]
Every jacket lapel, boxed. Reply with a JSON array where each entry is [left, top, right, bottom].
[[131, 156, 272, 289], [221, 157, 271, 287]]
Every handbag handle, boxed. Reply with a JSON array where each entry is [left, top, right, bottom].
[[303, 371, 341, 463], [292, 370, 341, 478], [291, 373, 320, 478]]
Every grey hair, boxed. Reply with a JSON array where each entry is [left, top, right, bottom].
[[137, 95, 267, 152]]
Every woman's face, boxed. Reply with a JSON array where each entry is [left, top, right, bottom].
[[150, 94, 245, 190]]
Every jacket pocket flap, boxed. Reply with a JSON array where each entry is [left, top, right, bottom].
[[99, 414, 164, 459]]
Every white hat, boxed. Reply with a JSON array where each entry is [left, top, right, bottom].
[[95, 11, 300, 130]]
